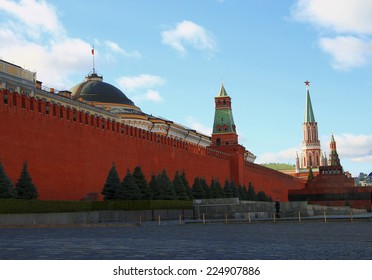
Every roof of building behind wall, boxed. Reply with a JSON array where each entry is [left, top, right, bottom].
[[70, 73, 135, 107]]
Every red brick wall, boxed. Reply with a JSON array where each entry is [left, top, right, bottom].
[[0, 90, 305, 201], [244, 162, 305, 202], [0, 91, 231, 200]]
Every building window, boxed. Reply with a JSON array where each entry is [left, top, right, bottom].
[[73, 111, 76, 122], [21, 97, 25, 109], [102, 121, 105, 129], [216, 138, 221, 146], [45, 105, 49, 115], [4, 93, 8, 104]]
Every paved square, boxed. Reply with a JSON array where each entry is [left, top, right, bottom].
[[0, 221, 371, 259]]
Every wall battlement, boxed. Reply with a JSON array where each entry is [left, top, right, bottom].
[[1, 90, 230, 161]]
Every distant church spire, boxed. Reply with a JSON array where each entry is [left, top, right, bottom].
[[301, 80, 321, 168], [328, 133, 341, 166]]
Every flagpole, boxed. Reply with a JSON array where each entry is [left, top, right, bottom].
[[92, 46, 95, 73]]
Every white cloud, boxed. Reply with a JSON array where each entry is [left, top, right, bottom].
[[117, 74, 165, 91], [105, 40, 141, 58], [256, 147, 299, 165], [142, 90, 163, 102], [185, 116, 212, 136], [292, 0, 372, 70], [116, 74, 166, 103], [0, 26, 91, 88], [0, 0, 140, 88], [161, 20, 216, 55], [319, 36, 372, 70], [0, 0, 64, 36], [291, 0, 372, 34], [128, 90, 163, 104]]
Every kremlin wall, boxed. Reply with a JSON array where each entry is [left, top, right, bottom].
[[0, 59, 305, 201], [0, 88, 304, 201]]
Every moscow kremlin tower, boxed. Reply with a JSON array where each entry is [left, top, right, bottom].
[[210, 84, 247, 186], [301, 80, 321, 169]]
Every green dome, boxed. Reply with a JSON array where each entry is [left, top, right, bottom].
[[70, 73, 134, 106]]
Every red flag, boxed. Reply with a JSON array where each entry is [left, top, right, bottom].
[[91, 48, 94, 55]]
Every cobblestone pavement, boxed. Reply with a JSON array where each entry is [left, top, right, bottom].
[[0, 221, 371, 260]]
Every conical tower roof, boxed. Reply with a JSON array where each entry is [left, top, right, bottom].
[[217, 83, 228, 97], [304, 84, 315, 123], [331, 133, 336, 143]]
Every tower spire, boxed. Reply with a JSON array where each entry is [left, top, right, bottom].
[[328, 133, 341, 167], [218, 83, 228, 97], [304, 80, 315, 123]]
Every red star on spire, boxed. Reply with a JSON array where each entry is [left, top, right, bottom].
[[304, 80, 310, 87]]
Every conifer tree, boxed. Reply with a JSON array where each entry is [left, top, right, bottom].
[[120, 169, 141, 200], [200, 177, 210, 199], [102, 163, 121, 200], [173, 171, 190, 200], [209, 178, 223, 198], [180, 171, 192, 199], [158, 169, 176, 200], [0, 162, 15, 198], [230, 181, 238, 198], [15, 162, 38, 199], [237, 185, 247, 200], [133, 166, 150, 199], [192, 177, 205, 199], [149, 173, 163, 200], [247, 182, 257, 201], [223, 180, 233, 198], [257, 191, 271, 202]]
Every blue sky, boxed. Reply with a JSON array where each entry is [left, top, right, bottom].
[[0, 0, 371, 176]]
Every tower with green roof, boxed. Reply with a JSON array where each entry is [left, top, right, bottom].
[[210, 83, 246, 187], [211, 83, 238, 146], [301, 81, 321, 169]]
